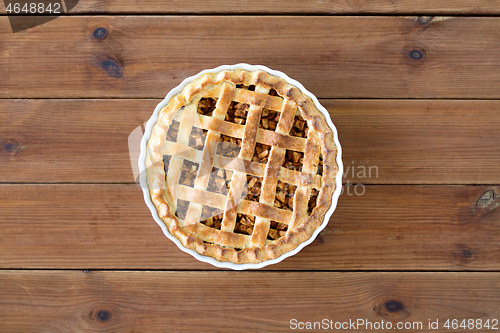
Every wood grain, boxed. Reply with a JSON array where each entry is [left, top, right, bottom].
[[55, 0, 500, 14], [330, 99, 500, 185], [0, 184, 498, 270], [0, 99, 153, 184], [1, 16, 500, 98], [2, 99, 499, 184], [0, 270, 499, 332], [0, 3, 498, 328], [2, 0, 498, 15]]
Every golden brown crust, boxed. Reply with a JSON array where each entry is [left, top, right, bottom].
[[146, 69, 338, 264]]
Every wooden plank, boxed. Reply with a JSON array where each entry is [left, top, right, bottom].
[[50, 1, 500, 14], [0, 99, 154, 184], [3, 0, 500, 14], [329, 99, 500, 185], [0, 270, 499, 332], [0, 184, 498, 270], [2, 99, 499, 184], [1, 16, 500, 98]]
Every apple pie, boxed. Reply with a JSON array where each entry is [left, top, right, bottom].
[[145, 68, 339, 264]]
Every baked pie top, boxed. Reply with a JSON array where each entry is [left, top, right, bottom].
[[145, 69, 339, 264]]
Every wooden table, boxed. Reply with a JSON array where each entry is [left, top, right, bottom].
[[1, 1, 499, 332]]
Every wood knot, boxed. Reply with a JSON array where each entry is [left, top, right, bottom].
[[374, 298, 410, 321], [463, 249, 472, 258], [93, 308, 112, 323], [416, 16, 434, 26], [93, 27, 109, 40], [476, 190, 495, 208], [409, 49, 424, 60], [404, 47, 427, 64], [454, 244, 475, 265], [315, 235, 325, 244], [3, 139, 20, 154], [385, 300, 403, 313], [101, 60, 123, 78]]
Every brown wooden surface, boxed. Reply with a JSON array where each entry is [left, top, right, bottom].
[[1, 184, 498, 270], [1, 6, 500, 332], [3, 0, 500, 14], [1, 270, 499, 332], [1, 99, 499, 184], [2, 16, 500, 99], [70, 1, 500, 14]]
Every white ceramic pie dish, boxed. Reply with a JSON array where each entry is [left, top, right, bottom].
[[138, 64, 343, 270]]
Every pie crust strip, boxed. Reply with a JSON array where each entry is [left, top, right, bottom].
[[250, 99, 296, 247], [184, 83, 235, 226]]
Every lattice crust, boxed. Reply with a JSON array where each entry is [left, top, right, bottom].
[[146, 69, 338, 264]]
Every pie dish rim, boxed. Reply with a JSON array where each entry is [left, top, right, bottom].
[[138, 63, 343, 270]]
